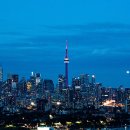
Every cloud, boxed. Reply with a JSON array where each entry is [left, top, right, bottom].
[[45, 23, 130, 32], [91, 48, 110, 55], [0, 22, 130, 62]]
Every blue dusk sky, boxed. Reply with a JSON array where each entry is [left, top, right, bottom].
[[0, 0, 130, 87]]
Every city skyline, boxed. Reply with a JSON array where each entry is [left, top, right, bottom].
[[0, 0, 130, 87]]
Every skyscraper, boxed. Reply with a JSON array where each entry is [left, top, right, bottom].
[[64, 41, 69, 88], [0, 66, 3, 82], [58, 74, 65, 91], [12, 74, 19, 83], [43, 79, 54, 93]]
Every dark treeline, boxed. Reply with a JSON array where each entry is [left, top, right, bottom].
[[0, 108, 130, 129]]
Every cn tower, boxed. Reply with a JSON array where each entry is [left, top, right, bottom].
[[64, 40, 69, 88]]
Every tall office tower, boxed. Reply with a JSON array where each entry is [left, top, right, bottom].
[[80, 74, 89, 85], [30, 72, 36, 87], [125, 88, 130, 112], [43, 79, 54, 93], [18, 77, 27, 96], [125, 88, 130, 100], [64, 41, 69, 88], [12, 74, 19, 83], [116, 86, 125, 103], [72, 77, 81, 91], [0, 66, 3, 82], [37, 79, 44, 98], [80, 74, 89, 91], [58, 74, 65, 92], [72, 77, 82, 102], [95, 83, 102, 108], [35, 73, 41, 85]]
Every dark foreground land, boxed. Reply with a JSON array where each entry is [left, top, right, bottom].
[[0, 108, 130, 129], [0, 128, 29, 130]]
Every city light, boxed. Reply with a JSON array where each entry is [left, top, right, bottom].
[[37, 127, 53, 130], [126, 70, 130, 74], [102, 100, 124, 107], [49, 114, 53, 119], [92, 75, 95, 78], [31, 102, 36, 106], [56, 101, 61, 105]]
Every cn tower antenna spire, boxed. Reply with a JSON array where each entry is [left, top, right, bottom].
[[64, 40, 69, 89], [65, 40, 68, 58], [66, 40, 68, 49]]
